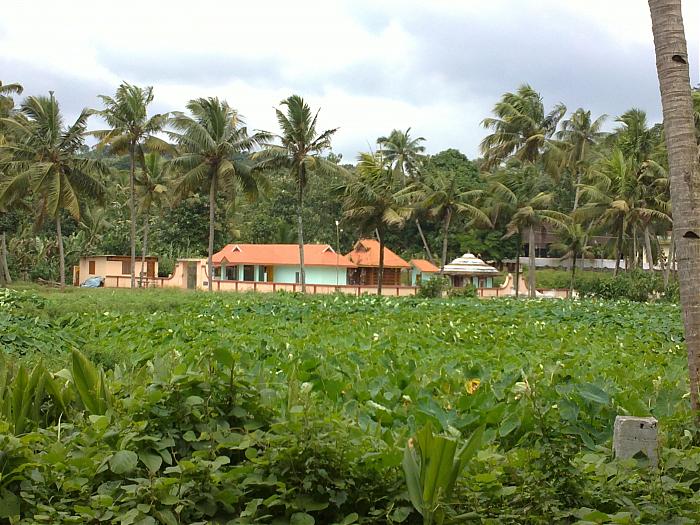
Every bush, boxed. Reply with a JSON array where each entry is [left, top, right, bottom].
[[417, 275, 450, 298], [449, 283, 477, 298]]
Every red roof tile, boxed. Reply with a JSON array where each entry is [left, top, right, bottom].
[[212, 244, 356, 267], [345, 239, 410, 268], [410, 259, 440, 273]]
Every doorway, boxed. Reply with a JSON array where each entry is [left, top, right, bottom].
[[186, 262, 197, 289]]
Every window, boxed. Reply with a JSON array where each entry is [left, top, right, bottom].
[[258, 266, 265, 282], [243, 265, 255, 282], [88, 260, 96, 274], [226, 266, 238, 281], [122, 260, 130, 275], [295, 272, 300, 284]]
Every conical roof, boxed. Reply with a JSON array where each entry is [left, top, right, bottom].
[[442, 253, 499, 275]]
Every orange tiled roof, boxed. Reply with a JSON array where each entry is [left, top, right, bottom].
[[410, 258, 440, 273], [345, 239, 410, 268], [212, 244, 356, 267]]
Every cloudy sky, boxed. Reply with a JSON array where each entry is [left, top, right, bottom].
[[1, 0, 698, 160]]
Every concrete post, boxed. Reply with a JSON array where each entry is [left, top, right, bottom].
[[612, 416, 659, 467]]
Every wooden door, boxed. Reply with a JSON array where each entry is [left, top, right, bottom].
[[147, 260, 156, 279], [186, 262, 197, 289]]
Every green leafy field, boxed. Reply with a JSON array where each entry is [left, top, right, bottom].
[[1, 287, 698, 524]]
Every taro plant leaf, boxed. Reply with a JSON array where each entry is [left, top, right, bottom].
[[139, 451, 163, 474], [403, 423, 484, 525], [0, 488, 20, 519], [290, 512, 315, 525], [71, 349, 110, 415], [109, 450, 138, 474], [578, 383, 610, 405]]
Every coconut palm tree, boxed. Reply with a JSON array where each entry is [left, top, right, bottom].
[[255, 95, 340, 292], [549, 219, 592, 297], [377, 127, 426, 183], [578, 149, 670, 274], [480, 84, 566, 169], [93, 82, 171, 288], [341, 152, 412, 294], [649, 0, 700, 413], [485, 163, 567, 298], [556, 108, 607, 211], [414, 169, 490, 269], [136, 153, 169, 285], [0, 93, 107, 289], [169, 97, 269, 291]]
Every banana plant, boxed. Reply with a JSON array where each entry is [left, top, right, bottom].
[[0, 356, 49, 434], [71, 349, 112, 415], [403, 423, 484, 525]]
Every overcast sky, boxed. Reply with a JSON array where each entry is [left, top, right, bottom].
[[1, 0, 698, 160]]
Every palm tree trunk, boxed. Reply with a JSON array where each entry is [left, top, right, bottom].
[[514, 234, 521, 298], [56, 215, 65, 291], [0, 232, 10, 285], [570, 252, 577, 299], [441, 208, 453, 270], [207, 172, 217, 292], [377, 228, 385, 295], [614, 228, 622, 276], [416, 219, 436, 265], [297, 166, 306, 293], [129, 144, 136, 289], [572, 171, 582, 212], [664, 235, 674, 290], [649, 0, 700, 413], [644, 227, 655, 271], [140, 212, 150, 287], [528, 225, 536, 298]]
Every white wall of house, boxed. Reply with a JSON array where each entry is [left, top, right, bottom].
[[215, 263, 348, 285]]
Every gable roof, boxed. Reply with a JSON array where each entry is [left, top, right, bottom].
[[212, 244, 356, 267], [345, 239, 410, 268], [442, 253, 499, 275], [410, 259, 440, 273]]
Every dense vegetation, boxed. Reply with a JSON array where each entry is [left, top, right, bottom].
[[1, 288, 698, 523], [2, 80, 699, 292]]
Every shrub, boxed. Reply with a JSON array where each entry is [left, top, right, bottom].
[[449, 283, 477, 298], [417, 275, 450, 298]]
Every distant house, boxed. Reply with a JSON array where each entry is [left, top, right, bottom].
[[442, 253, 499, 288], [410, 259, 440, 285], [211, 244, 356, 285], [345, 239, 411, 286], [75, 255, 158, 286]]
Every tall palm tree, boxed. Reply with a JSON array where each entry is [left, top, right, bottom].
[[648, 0, 700, 413], [169, 97, 269, 291], [549, 219, 592, 297], [136, 153, 169, 285], [556, 108, 607, 211], [341, 152, 412, 294], [480, 84, 566, 169], [93, 82, 171, 288], [377, 127, 426, 183], [485, 163, 566, 298], [255, 95, 339, 292], [578, 149, 670, 274], [614, 109, 662, 165], [0, 94, 107, 289], [414, 170, 490, 269], [0, 81, 23, 285]]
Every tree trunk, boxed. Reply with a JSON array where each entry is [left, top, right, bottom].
[[630, 226, 637, 271], [416, 219, 436, 265], [614, 228, 622, 276], [514, 234, 520, 298], [140, 211, 150, 287], [664, 234, 675, 289], [570, 252, 577, 299], [649, 0, 700, 413], [441, 208, 453, 270], [0, 232, 10, 285], [572, 171, 582, 212], [129, 144, 137, 288], [297, 165, 306, 293], [207, 172, 217, 292], [377, 228, 385, 295], [528, 225, 536, 298], [644, 227, 655, 271], [56, 214, 65, 291]]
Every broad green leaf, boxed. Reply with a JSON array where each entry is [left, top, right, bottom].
[[109, 450, 138, 474]]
